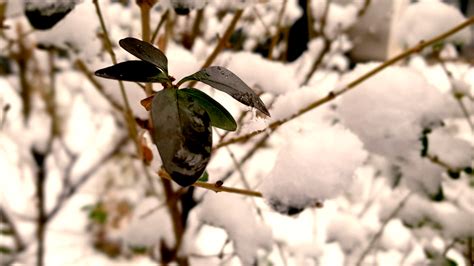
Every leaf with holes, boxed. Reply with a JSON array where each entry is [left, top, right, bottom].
[[151, 89, 212, 187], [94, 61, 169, 83], [178, 66, 270, 116], [119, 37, 168, 74], [178, 88, 237, 131]]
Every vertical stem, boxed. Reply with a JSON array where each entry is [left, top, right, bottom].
[[138, 0, 154, 95], [14, 24, 32, 121], [268, 0, 287, 59], [187, 8, 204, 49], [136, 1, 187, 264], [468, 237, 473, 266], [93, 0, 143, 158], [187, 9, 243, 88], [35, 161, 46, 266], [140, 4, 151, 43], [151, 10, 169, 44]]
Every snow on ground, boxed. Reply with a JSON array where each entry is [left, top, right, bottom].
[[0, 0, 472, 265]]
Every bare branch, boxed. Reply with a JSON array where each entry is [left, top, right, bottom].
[[215, 16, 474, 149]]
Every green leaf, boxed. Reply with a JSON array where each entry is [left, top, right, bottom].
[[151, 89, 212, 187], [177, 88, 237, 131], [119, 37, 168, 74], [178, 66, 270, 117], [198, 171, 209, 182], [95, 61, 169, 83], [0, 245, 12, 254], [88, 206, 107, 224]]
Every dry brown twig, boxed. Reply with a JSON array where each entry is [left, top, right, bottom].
[[158, 169, 263, 198], [215, 16, 474, 149]]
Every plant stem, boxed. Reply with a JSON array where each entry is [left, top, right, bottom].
[[158, 169, 263, 198], [215, 16, 474, 149], [355, 192, 412, 266], [151, 10, 169, 44], [93, 0, 143, 158], [268, 0, 288, 59], [74, 59, 125, 112], [301, 0, 331, 85]]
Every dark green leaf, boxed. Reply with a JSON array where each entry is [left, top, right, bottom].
[[0, 228, 13, 235], [198, 171, 209, 182], [178, 88, 237, 131], [119, 37, 168, 74], [88, 206, 107, 224], [95, 61, 169, 83], [0, 245, 12, 254], [178, 66, 270, 117], [151, 89, 212, 187]]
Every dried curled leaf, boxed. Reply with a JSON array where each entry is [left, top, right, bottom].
[[151, 89, 212, 187]]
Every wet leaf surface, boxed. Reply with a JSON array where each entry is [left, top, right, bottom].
[[178, 88, 237, 131], [151, 89, 212, 186], [94, 61, 168, 83], [179, 66, 270, 116], [119, 37, 168, 74]]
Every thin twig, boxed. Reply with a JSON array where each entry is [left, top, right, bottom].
[[442, 239, 458, 257], [357, 0, 371, 17], [301, 0, 331, 85], [151, 10, 169, 44], [185, 9, 204, 49], [158, 169, 262, 197], [468, 237, 473, 266], [215, 16, 474, 149], [46, 136, 128, 221], [455, 98, 474, 131], [306, 0, 315, 39], [268, 0, 288, 59], [0, 207, 25, 255], [93, 0, 143, 157], [188, 9, 244, 87], [355, 192, 412, 266], [74, 59, 125, 112], [425, 153, 464, 173]]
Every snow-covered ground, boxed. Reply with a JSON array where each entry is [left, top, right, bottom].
[[0, 0, 472, 265]]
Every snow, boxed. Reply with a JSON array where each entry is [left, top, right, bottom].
[[428, 129, 472, 170], [327, 213, 367, 253], [34, 1, 101, 59], [24, 0, 78, 16], [122, 197, 175, 249], [310, 1, 358, 39], [218, 51, 297, 95], [1, 0, 473, 265], [197, 193, 273, 265], [395, 0, 471, 48], [261, 123, 367, 214], [338, 64, 453, 161]]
